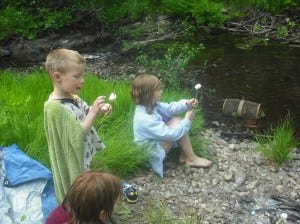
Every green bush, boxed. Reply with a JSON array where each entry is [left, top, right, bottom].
[[191, 0, 227, 28], [162, 0, 228, 28], [0, 0, 158, 41], [135, 42, 204, 88], [0, 6, 72, 40], [223, 0, 297, 13]]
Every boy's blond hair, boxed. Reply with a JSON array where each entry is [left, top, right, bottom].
[[45, 48, 86, 75]]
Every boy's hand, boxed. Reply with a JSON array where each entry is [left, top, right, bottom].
[[91, 96, 112, 116], [185, 109, 195, 121], [100, 103, 112, 115], [187, 98, 199, 108]]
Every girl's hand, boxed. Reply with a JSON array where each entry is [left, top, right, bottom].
[[187, 98, 199, 108], [185, 109, 195, 121]]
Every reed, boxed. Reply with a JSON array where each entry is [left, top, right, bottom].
[[256, 113, 299, 165]]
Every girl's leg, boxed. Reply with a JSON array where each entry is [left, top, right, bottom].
[[177, 131, 211, 167], [162, 117, 211, 167]]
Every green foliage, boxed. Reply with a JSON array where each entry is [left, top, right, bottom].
[[191, 0, 227, 28], [0, 0, 159, 41], [1, 0, 297, 42], [162, 0, 228, 28], [162, 0, 195, 15], [0, 6, 72, 40], [256, 113, 299, 165], [144, 200, 197, 223], [0, 70, 51, 165], [0, 7, 39, 40], [135, 42, 205, 88], [38, 8, 72, 30], [276, 25, 289, 38], [223, 0, 298, 13]]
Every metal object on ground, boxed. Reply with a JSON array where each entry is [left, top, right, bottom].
[[222, 99, 261, 119]]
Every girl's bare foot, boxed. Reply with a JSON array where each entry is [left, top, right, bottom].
[[179, 154, 186, 163], [185, 156, 211, 168]]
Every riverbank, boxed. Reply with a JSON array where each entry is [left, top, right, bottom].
[[114, 128, 300, 223]]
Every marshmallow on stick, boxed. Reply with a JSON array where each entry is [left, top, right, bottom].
[[194, 83, 201, 100]]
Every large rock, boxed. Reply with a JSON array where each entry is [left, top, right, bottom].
[[0, 32, 110, 66]]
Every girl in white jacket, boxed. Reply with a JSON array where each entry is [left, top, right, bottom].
[[131, 74, 211, 177]]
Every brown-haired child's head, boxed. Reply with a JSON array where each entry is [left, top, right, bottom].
[[63, 171, 122, 224], [45, 48, 86, 78], [131, 74, 161, 113]]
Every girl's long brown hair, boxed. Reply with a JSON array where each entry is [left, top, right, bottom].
[[63, 171, 122, 224], [131, 74, 160, 113]]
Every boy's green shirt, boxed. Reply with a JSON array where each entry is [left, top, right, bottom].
[[44, 101, 85, 203]]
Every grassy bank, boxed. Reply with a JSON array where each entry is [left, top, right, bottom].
[[0, 70, 206, 178]]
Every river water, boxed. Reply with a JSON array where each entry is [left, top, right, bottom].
[[189, 33, 300, 137]]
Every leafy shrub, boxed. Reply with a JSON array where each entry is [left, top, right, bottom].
[[162, 0, 228, 28], [256, 113, 299, 165], [191, 0, 227, 28], [0, 6, 72, 41], [223, 0, 298, 13], [0, 7, 41, 40], [135, 42, 204, 88]]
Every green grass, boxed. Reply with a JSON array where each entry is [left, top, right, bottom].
[[144, 200, 197, 223], [0, 70, 206, 178], [256, 113, 299, 166], [0, 70, 51, 165]]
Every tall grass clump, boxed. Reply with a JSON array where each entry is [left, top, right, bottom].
[[256, 113, 299, 165], [0, 70, 52, 165]]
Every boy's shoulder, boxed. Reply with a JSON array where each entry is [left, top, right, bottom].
[[44, 100, 65, 114], [44, 100, 62, 107]]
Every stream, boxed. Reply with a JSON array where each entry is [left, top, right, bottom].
[[190, 33, 300, 137]]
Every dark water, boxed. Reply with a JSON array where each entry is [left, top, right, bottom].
[[190, 33, 300, 137]]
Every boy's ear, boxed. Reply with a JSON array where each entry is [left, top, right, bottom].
[[52, 72, 62, 82]]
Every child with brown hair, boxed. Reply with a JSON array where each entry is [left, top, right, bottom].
[[44, 48, 112, 203], [131, 74, 211, 177], [46, 171, 122, 224]]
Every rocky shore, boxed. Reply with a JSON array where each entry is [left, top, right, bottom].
[[114, 128, 300, 224]]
